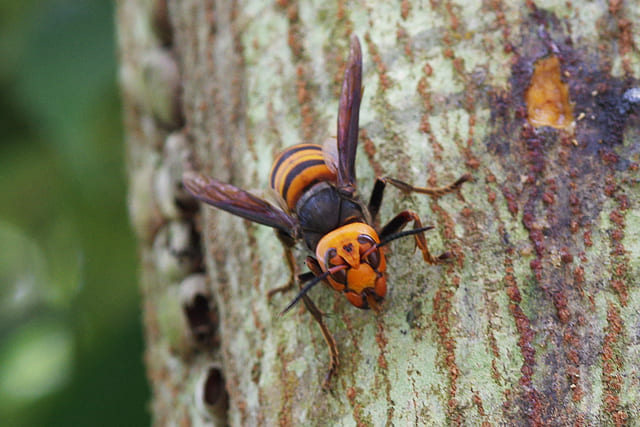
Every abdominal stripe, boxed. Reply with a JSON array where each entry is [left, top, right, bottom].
[[270, 144, 321, 188], [281, 158, 327, 201]]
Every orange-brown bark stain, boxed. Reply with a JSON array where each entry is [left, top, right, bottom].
[[346, 386, 367, 427], [607, 186, 630, 306], [276, 343, 294, 427], [417, 64, 434, 136], [400, 0, 411, 20], [221, 342, 248, 424], [396, 24, 414, 61], [364, 32, 391, 91], [503, 254, 543, 426], [373, 319, 394, 423], [488, 0, 512, 47], [359, 129, 385, 180], [432, 276, 462, 426], [276, 0, 318, 142], [601, 303, 628, 426], [245, 224, 263, 292], [607, 0, 636, 74], [340, 313, 369, 426]]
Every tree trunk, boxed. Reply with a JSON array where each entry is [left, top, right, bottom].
[[117, 0, 640, 425]]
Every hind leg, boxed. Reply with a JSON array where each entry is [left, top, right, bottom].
[[369, 174, 471, 221], [266, 231, 298, 299]]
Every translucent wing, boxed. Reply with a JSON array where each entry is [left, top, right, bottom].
[[336, 35, 363, 192], [183, 172, 298, 236], [321, 137, 339, 176]]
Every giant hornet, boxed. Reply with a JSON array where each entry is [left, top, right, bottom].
[[183, 35, 470, 387]]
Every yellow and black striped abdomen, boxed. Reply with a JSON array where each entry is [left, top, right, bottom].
[[270, 144, 337, 211]]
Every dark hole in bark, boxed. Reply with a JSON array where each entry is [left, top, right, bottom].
[[203, 367, 226, 406], [184, 294, 216, 343]]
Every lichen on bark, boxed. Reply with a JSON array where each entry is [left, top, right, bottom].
[[119, 0, 640, 425]]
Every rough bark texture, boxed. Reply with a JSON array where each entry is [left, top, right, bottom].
[[117, 0, 640, 425]]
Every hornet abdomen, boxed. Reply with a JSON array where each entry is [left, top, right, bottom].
[[269, 143, 337, 210]]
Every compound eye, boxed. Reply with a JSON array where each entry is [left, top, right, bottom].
[[325, 248, 347, 284], [357, 234, 380, 269], [357, 234, 376, 248]]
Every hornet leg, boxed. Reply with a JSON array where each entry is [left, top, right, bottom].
[[301, 292, 339, 389], [301, 257, 339, 389], [275, 255, 340, 389], [379, 210, 451, 264], [266, 233, 297, 299], [368, 173, 471, 221]]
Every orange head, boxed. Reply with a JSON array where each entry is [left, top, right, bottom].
[[315, 223, 387, 310]]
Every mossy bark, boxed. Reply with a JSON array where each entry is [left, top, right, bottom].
[[118, 0, 640, 425]]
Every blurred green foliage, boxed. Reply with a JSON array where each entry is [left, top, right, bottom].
[[0, 0, 149, 425]]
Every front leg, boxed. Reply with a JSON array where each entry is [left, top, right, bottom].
[[379, 210, 451, 265]]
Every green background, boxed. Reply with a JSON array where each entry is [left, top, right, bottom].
[[0, 0, 149, 425]]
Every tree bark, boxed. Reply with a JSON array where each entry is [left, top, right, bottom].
[[117, 0, 640, 425]]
